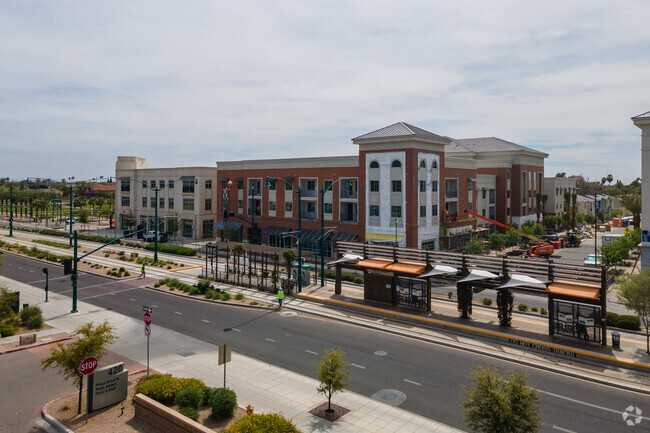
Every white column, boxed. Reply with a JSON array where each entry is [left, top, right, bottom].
[[632, 114, 650, 269]]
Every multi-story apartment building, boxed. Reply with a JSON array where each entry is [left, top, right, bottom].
[[543, 176, 577, 215], [114, 122, 547, 253]]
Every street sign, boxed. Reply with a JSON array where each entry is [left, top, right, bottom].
[[144, 325, 151, 337], [218, 343, 231, 365], [50, 199, 62, 204], [143, 306, 152, 313], [79, 356, 99, 376], [143, 312, 151, 326]]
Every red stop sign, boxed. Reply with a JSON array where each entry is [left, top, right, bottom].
[[144, 312, 152, 326], [79, 356, 98, 375]]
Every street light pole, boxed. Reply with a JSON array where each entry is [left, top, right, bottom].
[[154, 187, 159, 264], [594, 192, 598, 262], [394, 218, 399, 245], [319, 178, 353, 287], [250, 186, 256, 244], [72, 230, 78, 312], [8, 185, 13, 237], [69, 184, 74, 247]]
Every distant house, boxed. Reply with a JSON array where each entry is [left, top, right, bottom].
[[82, 183, 116, 198]]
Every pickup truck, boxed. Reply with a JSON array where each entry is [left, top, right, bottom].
[[143, 231, 168, 243]]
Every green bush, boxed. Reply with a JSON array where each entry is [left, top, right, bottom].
[[135, 374, 204, 405], [517, 303, 528, 311], [540, 308, 547, 315], [145, 243, 196, 256], [204, 290, 215, 299], [221, 292, 231, 301], [188, 287, 200, 296], [531, 307, 538, 312], [202, 386, 218, 406], [481, 298, 492, 305], [20, 306, 43, 329], [196, 279, 212, 294], [209, 387, 237, 420], [178, 406, 199, 421], [614, 315, 641, 331], [0, 322, 17, 337], [175, 387, 204, 409], [235, 293, 244, 301], [225, 413, 302, 433]]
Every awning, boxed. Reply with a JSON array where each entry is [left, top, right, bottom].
[[327, 253, 364, 266], [356, 258, 393, 270], [499, 274, 547, 290], [421, 264, 459, 278], [214, 221, 243, 230], [468, 178, 477, 182], [218, 178, 229, 182], [179, 175, 195, 180], [332, 232, 358, 242], [366, 232, 404, 241], [300, 229, 322, 241], [458, 269, 499, 283], [262, 226, 291, 236], [546, 281, 600, 300], [385, 261, 426, 275]]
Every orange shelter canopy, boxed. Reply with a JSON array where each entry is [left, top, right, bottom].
[[355, 258, 426, 275], [546, 280, 600, 300]]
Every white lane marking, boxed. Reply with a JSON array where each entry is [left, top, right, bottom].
[[305, 350, 318, 355], [351, 363, 366, 370], [404, 379, 421, 386], [232, 328, 241, 332], [129, 298, 136, 301], [552, 426, 576, 433], [151, 305, 158, 308], [538, 388, 650, 420], [174, 311, 183, 315], [265, 338, 276, 343], [83, 287, 139, 300], [201, 319, 210, 323]]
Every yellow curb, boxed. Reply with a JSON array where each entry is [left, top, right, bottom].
[[298, 293, 650, 371], [169, 265, 203, 272]]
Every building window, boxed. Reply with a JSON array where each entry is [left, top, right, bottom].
[[268, 180, 276, 190], [285, 180, 292, 190], [392, 180, 402, 192], [369, 205, 379, 217], [420, 181, 426, 192], [468, 179, 473, 191], [121, 180, 130, 192], [507, 171, 511, 180], [203, 220, 214, 238], [142, 197, 147, 208], [432, 205, 438, 216], [236, 179, 243, 189], [307, 180, 316, 191], [324, 203, 332, 214], [182, 219, 193, 237], [238, 199, 243, 209], [150, 180, 156, 189], [468, 202, 473, 212], [205, 199, 212, 211], [168, 198, 174, 209], [150, 197, 155, 207], [507, 190, 510, 198], [121, 197, 130, 207], [159, 197, 164, 209], [420, 160, 426, 168], [205, 180, 212, 189], [160, 180, 165, 188], [169, 180, 174, 188], [391, 206, 402, 218], [420, 205, 426, 217], [432, 160, 438, 169], [482, 190, 486, 199], [269, 201, 276, 211], [285, 202, 292, 212], [183, 199, 194, 211], [392, 160, 401, 168], [370, 161, 379, 169], [431, 181, 438, 192], [370, 180, 379, 192], [324, 180, 332, 191], [183, 180, 195, 193]]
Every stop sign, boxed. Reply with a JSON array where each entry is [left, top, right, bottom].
[[79, 356, 98, 376], [144, 312, 152, 326]]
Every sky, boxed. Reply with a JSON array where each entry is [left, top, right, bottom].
[[1, 0, 649, 184]]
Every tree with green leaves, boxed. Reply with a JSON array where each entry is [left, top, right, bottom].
[[464, 235, 486, 255], [233, 243, 245, 284], [488, 232, 506, 251], [283, 248, 298, 291], [463, 366, 541, 433], [621, 192, 641, 229], [617, 269, 650, 354], [316, 348, 349, 412], [600, 241, 627, 268], [505, 228, 521, 246], [41, 321, 117, 414]]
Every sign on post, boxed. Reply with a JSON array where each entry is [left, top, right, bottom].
[[143, 305, 152, 313], [144, 325, 151, 336], [79, 356, 99, 376], [87, 362, 128, 413], [144, 312, 151, 326], [218, 343, 231, 387]]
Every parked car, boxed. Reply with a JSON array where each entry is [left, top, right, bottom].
[[584, 254, 602, 266], [143, 231, 168, 243], [65, 218, 78, 224]]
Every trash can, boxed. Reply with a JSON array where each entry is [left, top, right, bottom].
[[611, 331, 621, 349]]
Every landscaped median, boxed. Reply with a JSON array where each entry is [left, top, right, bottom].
[[149, 278, 275, 308]]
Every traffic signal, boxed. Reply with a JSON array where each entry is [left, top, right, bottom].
[[63, 259, 72, 275]]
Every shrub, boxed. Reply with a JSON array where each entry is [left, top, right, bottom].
[[540, 308, 547, 315], [518, 304, 528, 311], [196, 279, 211, 295], [135, 374, 183, 405], [481, 298, 492, 306], [531, 307, 538, 312], [0, 323, 17, 337], [202, 387, 218, 405], [235, 293, 245, 301], [178, 406, 199, 421], [615, 315, 641, 331], [145, 244, 196, 256], [188, 287, 200, 296], [448, 291, 453, 299], [225, 413, 302, 433], [352, 276, 364, 284], [175, 387, 204, 409], [209, 387, 237, 420], [221, 292, 231, 301], [20, 306, 43, 329], [205, 290, 215, 299]]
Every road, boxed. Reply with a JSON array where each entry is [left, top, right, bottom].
[[1, 252, 647, 432]]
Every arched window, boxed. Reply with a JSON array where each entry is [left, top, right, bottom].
[[391, 160, 402, 168], [419, 160, 426, 168], [369, 161, 379, 169], [432, 160, 438, 169]]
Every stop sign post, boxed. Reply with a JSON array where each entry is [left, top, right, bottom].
[[79, 356, 98, 376], [144, 312, 151, 326], [143, 308, 152, 375]]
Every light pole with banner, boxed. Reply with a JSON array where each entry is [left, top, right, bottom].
[[265, 176, 303, 292], [8, 185, 13, 237], [319, 178, 352, 287]]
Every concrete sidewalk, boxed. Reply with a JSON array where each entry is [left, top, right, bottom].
[[2, 277, 463, 433]]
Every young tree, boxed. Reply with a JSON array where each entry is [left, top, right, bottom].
[[316, 348, 350, 412], [488, 232, 506, 251], [463, 367, 541, 433], [621, 192, 641, 229], [41, 321, 117, 414], [617, 269, 650, 354], [283, 249, 298, 291], [464, 235, 486, 255], [505, 229, 521, 247]]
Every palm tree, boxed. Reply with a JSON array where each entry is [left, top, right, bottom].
[[621, 192, 641, 229], [32, 198, 50, 221], [606, 174, 613, 186]]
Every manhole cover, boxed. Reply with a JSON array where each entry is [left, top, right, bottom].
[[370, 389, 407, 406], [175, 349, 196, 357], [374, 350, 388, 357], [280, 311, 297, 317]]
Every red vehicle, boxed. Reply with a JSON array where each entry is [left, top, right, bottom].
[[456, 210, 554, 257]]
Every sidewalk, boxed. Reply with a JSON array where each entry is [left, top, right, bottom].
[[2, 277, 463, 433]]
